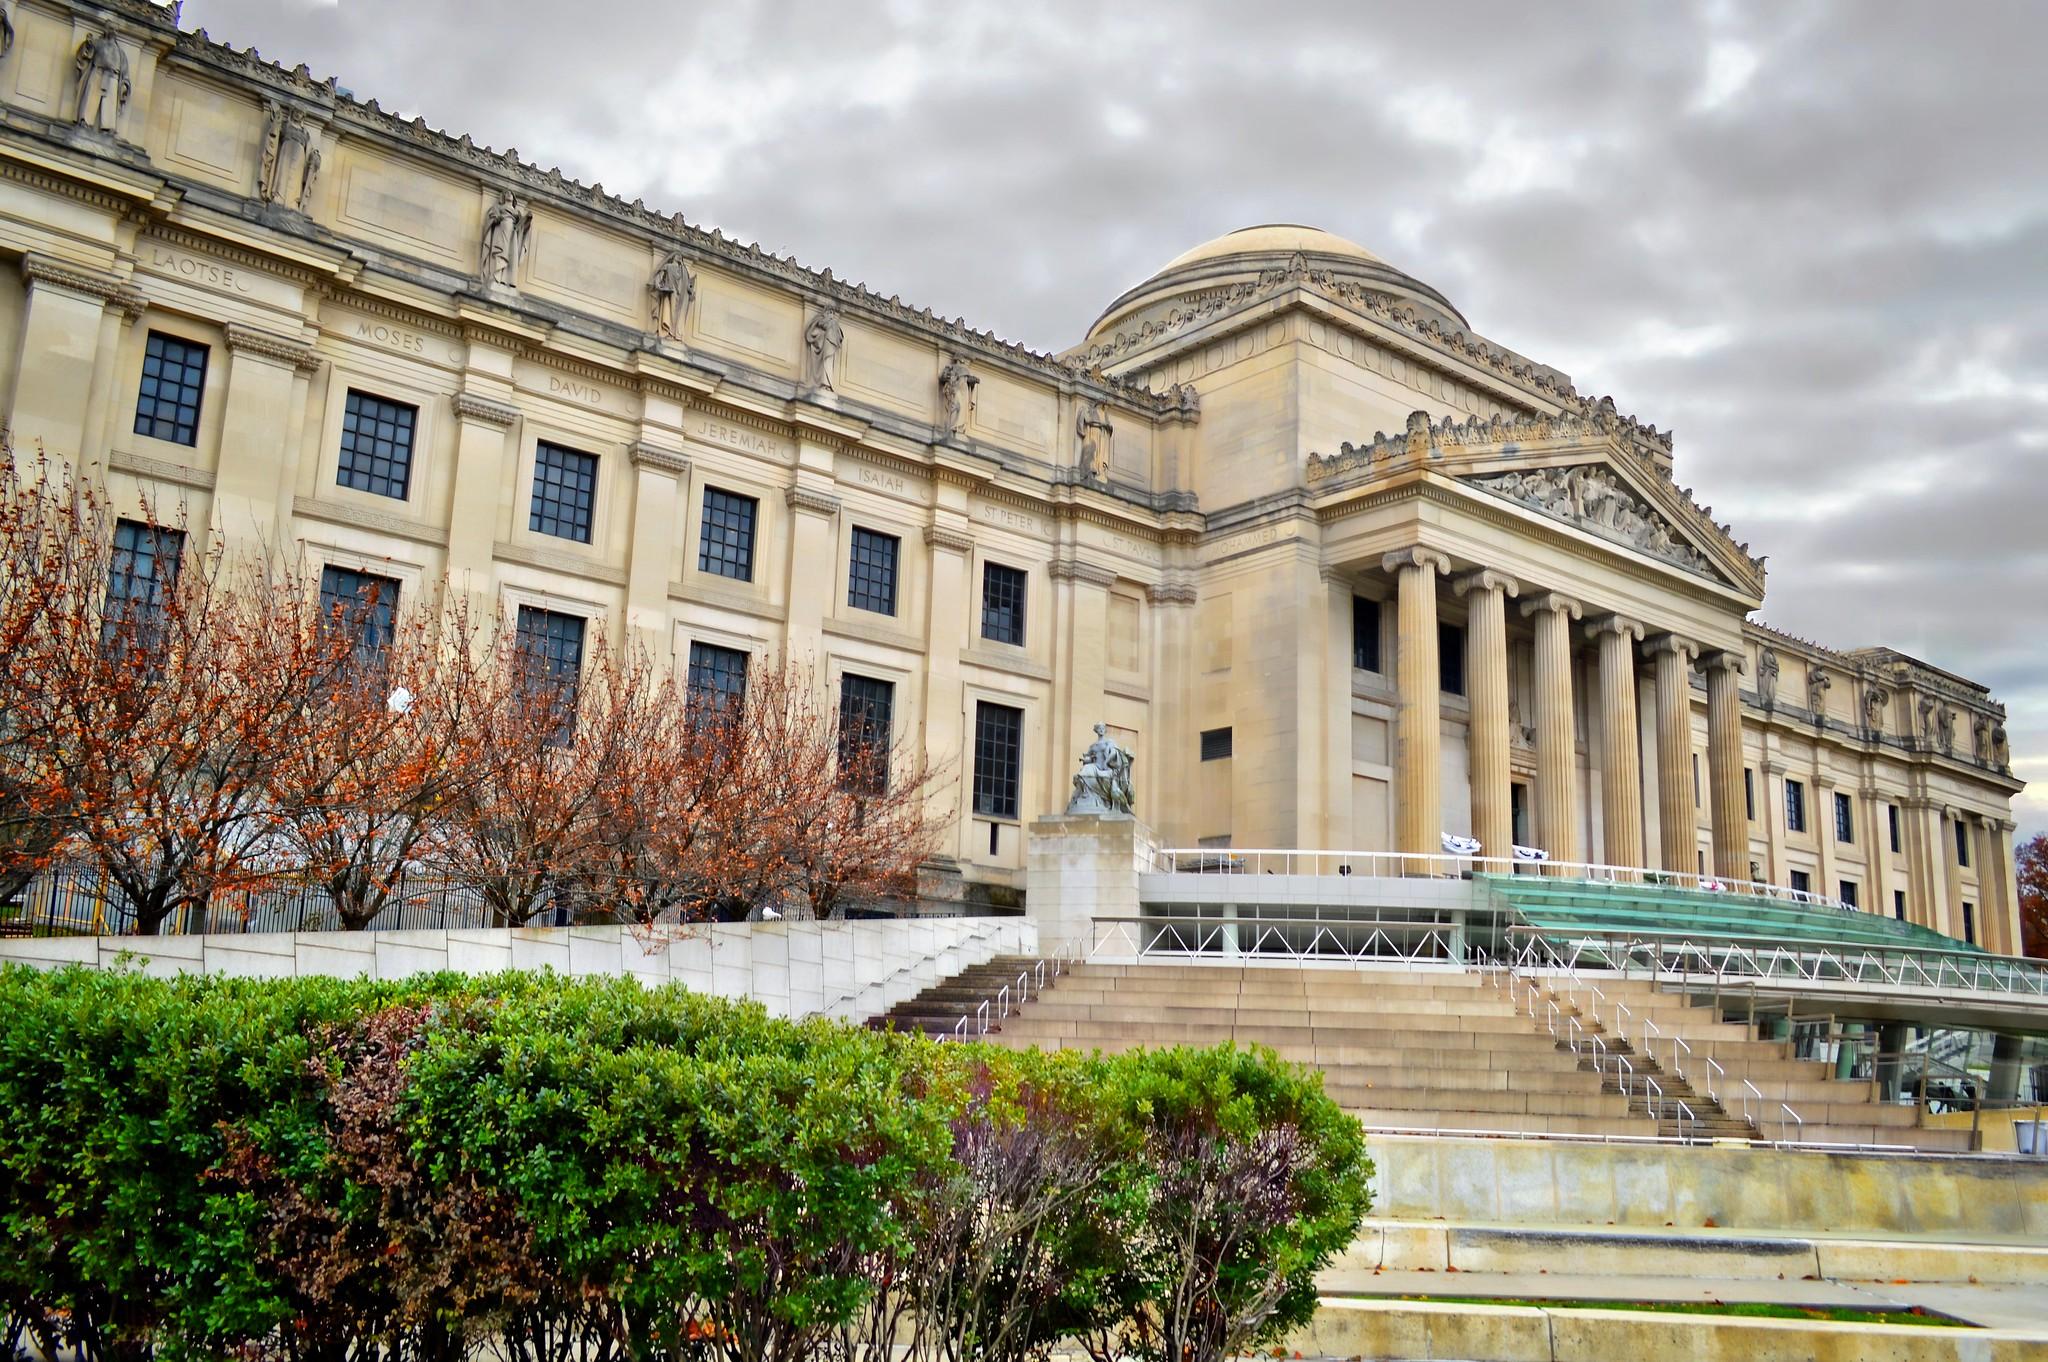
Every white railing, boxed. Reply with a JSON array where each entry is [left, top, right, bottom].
[[1148, 847, 1854, 911], [946, 936, 1083, 1041], [1089, 915, 1467, 965]]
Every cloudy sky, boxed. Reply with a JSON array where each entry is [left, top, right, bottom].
[[187, 0, 2048, 836]]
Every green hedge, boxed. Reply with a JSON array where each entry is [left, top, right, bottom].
[[0, 967, 1370, 1362]]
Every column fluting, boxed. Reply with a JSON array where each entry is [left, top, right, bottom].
[[1705, 651, 1749, 881], [1383, 548, 1450, 860], [1647, 635, 1699, 875], [1590, 616, 1646, 875], [1521, 591, 1583, 871], [1455, 570, 1518, 865]]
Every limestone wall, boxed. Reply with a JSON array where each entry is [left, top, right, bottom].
[[0, 917, 1038, 1025]]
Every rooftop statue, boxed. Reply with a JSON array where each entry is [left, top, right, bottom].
[[1066, 722, 1134, 816]]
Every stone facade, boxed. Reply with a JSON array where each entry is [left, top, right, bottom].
[[0, 0, 2023, 944]]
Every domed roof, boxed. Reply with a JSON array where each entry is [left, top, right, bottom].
[[1081, 223, 1466, 346]]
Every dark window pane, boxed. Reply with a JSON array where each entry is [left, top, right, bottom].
[[1954, 818, 1970, 867], [133, 332, 208, 447], [529, 442, 598, 543], [847, 527, 899, 615], [335, 391, 418, 500], [103, 518, 185, 643], [514, 605, 585, 743], [1790, 869, 1811, 896], [981, 562, 1027, 645], [698, 487, 758, 581], [1744, 768, 1755, 821], [1834, 791, 1854, 843], [1438, 622, 1466, 696], [318, 566, 399, 661], [686, 641, 748, 716], [973, 701, 1024, 819], [1785, 779, 1806, 833], [1200, 727, 1232, 761], [1962, 902, 1975, 945], [837, 674, 894, 794], [1889, 804, 1901, 854], [1840, 880, 1859, 909], [1352, 597, 1381, 671], [1894, 890, 1906, 921]]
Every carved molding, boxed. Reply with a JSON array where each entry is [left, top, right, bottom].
[[108, 447, 214, 491], [628, 441, 690, 477], [1703, 650, 1746, 676], [224, 323, 320, 372], [21, 252, 131, 302], [452, 392, 520, 428], [1146, 577, 1199, 606], [784, 485, 841, 517], [923, 524, 975, 553], [292, 495, 449, 547], [1586, 614, 1644, 643], [1644, 633, 1699, 662]]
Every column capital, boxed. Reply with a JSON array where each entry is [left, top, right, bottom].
[[1518, 590, 1583, 622], [785, 485, 842, 517], [1997, 817, 2018, 833], [1703, 649, 1746, 677], [1585, 613, 1644, 643], [1453, 568, 1520, 599], [923, 523, 975, 553], [1381, 546, 1451, 576], [452, 391, 520, 428], [1049, 556, 1118, 587], [224, 323, 321, 373], [628, 441, 690, 477], [1147, 576, 1199, 606], [20, 252, 134, 306], [1645, 633, 1699, 662]]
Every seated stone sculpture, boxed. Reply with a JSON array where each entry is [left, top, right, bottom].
[[1066, 722, 1134, 815]]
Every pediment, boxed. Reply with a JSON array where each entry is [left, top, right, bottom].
[[1459, 461, 1739, 586]]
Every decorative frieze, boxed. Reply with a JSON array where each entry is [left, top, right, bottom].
[[923, 524, 975, 553], [784, 485, 841, 517], [1463, 463, 1724, 581], [224, 323, 320, 372], [451, 392, 520, 428], [627, 441, 689, 477]]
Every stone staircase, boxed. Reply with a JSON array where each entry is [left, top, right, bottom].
[[875, 958, 1974, 1150]]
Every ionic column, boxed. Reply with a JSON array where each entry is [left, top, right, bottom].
[[1705, 651, 1749, 880], [1589, 615, 1646, 874], [1383, 548, 1450, 858], [1992, 819, 2020, 955], [1520, 591, 1583, 870], [1455, 569, 1519, 864], [1647, 635, 1699, 874]]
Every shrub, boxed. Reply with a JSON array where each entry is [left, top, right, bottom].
[[0, 967, 1369, 1362]]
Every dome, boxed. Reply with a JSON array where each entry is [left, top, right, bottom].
[[1081, 223, 1466, 346]]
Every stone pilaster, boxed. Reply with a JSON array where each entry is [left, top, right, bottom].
[[1860, 782, 1891, 918], [1647, 634, 1698, 874], [211, 323, 320, 546], [1048, 555, 1116, 816], [1383, 548, 1450, 859], [1520, 590, 1583, 869], [6, 255, 139, 467], [624, 441, 689, 657], [1992, 818, 2021, 955], [447, 391, 520, 600], [782, 482, 842, 670], [1705, 650, 1748, 881], [1589, 615, 1645, 873], [1455, 569, 1518, 863], [922, 521, 973, 840]]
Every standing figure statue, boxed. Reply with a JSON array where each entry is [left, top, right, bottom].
[[479, 191, 532, 289], [1075, 399, 1114, 482], [803, 307, 843, 392], [650, 250, 695, 340], [1755, 647, 1780, 708], [72, 27, 130, 133], [1066, 722, 1134, 816], [938, 354, 978, 438], [258, 101, 319, 210], [2, 4, 16, 63]]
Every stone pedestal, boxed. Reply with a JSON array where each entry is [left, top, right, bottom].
[[1026, 813, 1152, 954]]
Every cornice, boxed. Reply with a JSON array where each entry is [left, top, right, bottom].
[[224, 322, 320, 371], [145, 223, 332, 288], [451, 392, 520, 428]]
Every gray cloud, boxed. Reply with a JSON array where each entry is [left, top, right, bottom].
[[185, 0, 2048, 836]]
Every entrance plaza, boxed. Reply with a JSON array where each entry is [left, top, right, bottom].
[[1, 1, 2043, 1355]]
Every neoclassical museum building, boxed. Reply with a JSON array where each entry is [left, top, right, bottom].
[[0, 0, 2025, 944]]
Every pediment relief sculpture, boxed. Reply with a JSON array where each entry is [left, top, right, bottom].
[[1460, 463, 1720, 580]]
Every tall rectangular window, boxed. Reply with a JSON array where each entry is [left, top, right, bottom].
[[1744, 768, 1755, 821], [1352, 597, 1381, 672], [1889, 804, 1902, 854], [1438, 622, 1466, 697], [317, 565, 400, 661], [335, 391, 417, 500], [104, 518, 185, 641], [1962, 902, 1976, 945], [1790, 869, 1811, 896], [972, 701, 1024, 819], [1954, 818, 1970, 867], [847, 527, 899, 615], [1200, 727, 1233, 761], [133, 331, 208, 447], [514, 605, 585, 742], [980, 562, 1027, 646], [1840, 880, 1859, 909], [1785, 779, 1807, 833], [1894, 890, 1907, 921], [837, 674, 894, 794], [1834, 791, 1854, 843], [697, 487, 757, 581], [1692, 753, 1701, 808], [685, 641, 748, 716], [529, 442, 598, 543]]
